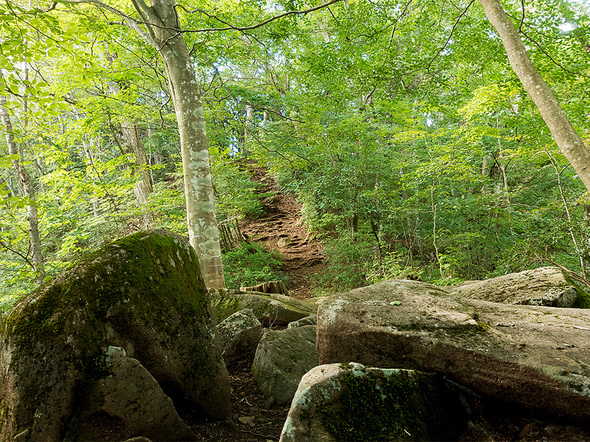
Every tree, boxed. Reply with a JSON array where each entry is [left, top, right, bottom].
[[0, 81, 45, 285], [53, 0, 226, 288], [479, 0, 590, 193]]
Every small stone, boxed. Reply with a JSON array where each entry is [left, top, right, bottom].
[[238, 416, 256, 427]]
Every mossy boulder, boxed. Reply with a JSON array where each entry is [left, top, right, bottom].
[[317, 280, 590, 425], [211, 289, 316, 326], [0, 230, 230, 441], [287, 314, 317, 329], [217, 308, 262, 365], [67, 346, 195, 441], [280, 363, 467, 442]]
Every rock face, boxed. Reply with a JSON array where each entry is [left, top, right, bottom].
[[252, 325, 319, 407], [280, 363, 468, 442], [317, 280, 590, 425], [448, 266, 582, 307], [211, 289, 316, 326], [217, 308, 263, 365], [0, 230, 231, 441], [68, 346, 195, 441]]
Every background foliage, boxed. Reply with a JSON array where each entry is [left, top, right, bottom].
[[1, 0, 589, 310]]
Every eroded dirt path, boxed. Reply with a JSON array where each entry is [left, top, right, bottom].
[[238, 162, 324, 299]]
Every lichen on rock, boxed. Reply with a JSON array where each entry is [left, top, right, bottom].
[[317, 279, 590, 425]]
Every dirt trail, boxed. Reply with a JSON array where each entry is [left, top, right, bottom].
[[238, 162, 324, 299]]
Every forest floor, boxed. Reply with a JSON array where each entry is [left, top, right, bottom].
[[190, 359, 289, 441]]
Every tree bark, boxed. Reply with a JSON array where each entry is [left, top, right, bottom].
[[479, 0, 590, 192], [121, 123, 155, 229], [131, 0, 225, 288], [0, 77, 46, 285]]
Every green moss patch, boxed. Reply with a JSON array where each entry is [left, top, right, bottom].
[[319, 364, 466, 441], [0, 230, 230, 440]]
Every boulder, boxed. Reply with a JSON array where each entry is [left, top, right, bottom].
[[217, 308, 263, 365], [0, 230, 230, 440], [280, 362, 468, 442], [287, 314, 317, 329], [448, 266, 582, 307], [211, 289, 316, 326], [317, 280, 590, 425], [67, 346, 195, 441], [252, 325, 318, 407]]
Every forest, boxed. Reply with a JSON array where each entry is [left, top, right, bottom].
[[1, 0, 589, 311]]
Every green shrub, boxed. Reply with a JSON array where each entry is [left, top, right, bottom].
[[312, 233, 374, 293], [366, 251, 424, 284], [222, 242, 286, 289]]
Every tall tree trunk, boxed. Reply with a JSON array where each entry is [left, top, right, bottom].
[[243, 104, 253, 157], [121, 123, 154, 229], [0, 77, 45, 285], [82, 139, 101, 218], [131, 0, 225, 288], [479, 0, 590, 193], [105, 56, 155, 228]]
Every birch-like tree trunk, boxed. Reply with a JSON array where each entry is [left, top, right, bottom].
[[243, 104, 253, 157], [0, 76, 45, 285], [121, 123, 154, 229], [479, 0, 590, 192], [130, 0, 225, 288]]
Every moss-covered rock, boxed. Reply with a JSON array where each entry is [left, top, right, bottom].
[[217, 308, 262, 365], [448, 266, 582, 307], [210, 289, 316, 326], [287, 314, 317, 329], [66, 346, 195, 441], [280, 363, 467, 442], [0, 230, 230, 441]]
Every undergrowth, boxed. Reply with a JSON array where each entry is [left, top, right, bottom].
[[222, 242, 287, 289]]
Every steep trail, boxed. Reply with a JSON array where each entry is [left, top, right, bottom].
[[238, 162, 324, 299]]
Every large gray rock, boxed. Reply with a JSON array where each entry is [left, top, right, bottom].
[[280, 363, 467, 442], [217, 308, 262, 365], [448, 266, 582, 307], [0, 230, 230, 440], [68, 346, 195, 441], [252, 325, 318, 407], [317, 280, 590, 425], [211, 289, 316, 326]]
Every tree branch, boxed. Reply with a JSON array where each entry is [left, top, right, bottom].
[[56, 0, 151, 43], [426, 0, 476, 72], [0, 238, 35, 270], [178, 0, 344, 33], [519, 27, 590, 79]]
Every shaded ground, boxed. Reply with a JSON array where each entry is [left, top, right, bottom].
[[189, 359, 590, 442], [190, 359, 289, 441], [238, 162, 325, 299]]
